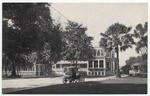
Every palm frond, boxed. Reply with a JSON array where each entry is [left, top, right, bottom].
[[120, 44, 132, 51], [100, 33, 112, 40]]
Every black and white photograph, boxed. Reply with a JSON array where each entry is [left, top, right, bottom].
[[1, 1, 148, 94]]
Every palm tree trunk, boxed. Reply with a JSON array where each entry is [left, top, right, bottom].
[[116, 46, 121, 78]]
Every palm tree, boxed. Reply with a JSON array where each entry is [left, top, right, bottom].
[[133, 22, 147, 65], [100, 23, 135, 78], [133, 22, 147, 55]]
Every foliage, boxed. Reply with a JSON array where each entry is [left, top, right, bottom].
[[99, 23, 134, 78], [37, 24, 64, 64], [2, 3, 63, 77], [62, 21, 95, 64], [121, 65, 130, 74], [120, 22, 148, 76], [100, 23, 134, 52], [133, 22, 147, 54], [121, 54, 147, 74], [125, 56, 143, 66]]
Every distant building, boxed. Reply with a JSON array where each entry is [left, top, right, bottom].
[[52, 47, 117, 76], [2, 63, 50, 77]]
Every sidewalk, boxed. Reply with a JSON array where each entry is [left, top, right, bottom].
[[2, 77, 63, 89]]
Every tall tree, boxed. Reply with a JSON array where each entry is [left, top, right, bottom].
[[62, 21, 95, 65], [99, 23, 134, 78], [3, 3, 63, 77], [133, 22, 147, 54], [133, 22, 147, 65]]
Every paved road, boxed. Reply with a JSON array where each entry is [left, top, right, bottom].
[[2, 75, 120, 89], [2, 75, 117, 93], [2, 75, 147, 94], [101, 76, 147, 84], [3, 76, 147, 94]]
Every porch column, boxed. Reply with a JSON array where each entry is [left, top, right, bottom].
[[103, 57, 106, 75], [98, 59, 100, 68], [104, 57, 106, 69], [111, 62, 113, 71], [113, 58, 116, 72], [92, 61, 94, 68], [92, 61, 94, 75], [87, 61, 89, 75]]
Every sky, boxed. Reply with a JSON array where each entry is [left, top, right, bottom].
[[50, 3, 148, 67]]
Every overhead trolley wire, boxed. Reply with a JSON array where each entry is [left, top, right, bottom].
[[50, 5, 71, 22]]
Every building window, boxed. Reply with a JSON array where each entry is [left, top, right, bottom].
[[98, 72, 100, 75], [106, 52, 111, 57], [94, 60, 98, 68], [99, 60, 104, 68], [94, 50, 96, 56], [88, 72, 91, 75], [36, 66, 38, 71], [80, 63, 87, 68], [102, 72, 104, 75], [32, 67, 34, 71], [106, 61, 110, 69], [112, 52, 114, 57], [95, 72, 97, 75], [56, 64, 60, 68], [101, 49, 104, 56], [92, 71, 94, 75], [97, 50, 100, 56], [89, 61, 93, 68]]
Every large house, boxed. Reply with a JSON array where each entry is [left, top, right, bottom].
[[52, 47, 117, 76]]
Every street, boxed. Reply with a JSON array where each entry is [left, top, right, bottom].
[[2, 75, 118, 93], [2, 75, 147, 94]]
